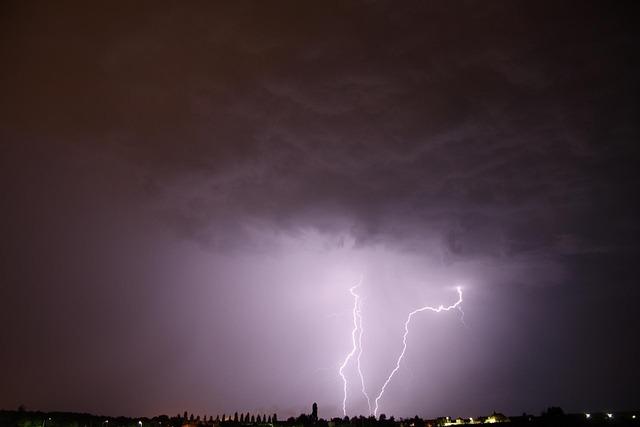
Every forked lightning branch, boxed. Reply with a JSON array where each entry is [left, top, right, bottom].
[[338, 281, 464, 416]]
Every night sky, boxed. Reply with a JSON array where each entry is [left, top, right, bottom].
[[1, 0, 639, 420]]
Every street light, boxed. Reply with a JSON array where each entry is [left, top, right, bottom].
[[607, 414, 613, 419]]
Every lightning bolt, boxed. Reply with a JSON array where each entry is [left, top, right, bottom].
[[372, 287, 463, 416], [457, 304, 468, 328], [356, 296, 373, 415], [338, 280, 362, 416]]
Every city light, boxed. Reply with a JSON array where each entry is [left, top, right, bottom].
[[607, 413, 613, 419], [585, 414, 591, 419]]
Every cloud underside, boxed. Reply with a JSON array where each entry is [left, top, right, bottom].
[[2, 1, 638, 261]]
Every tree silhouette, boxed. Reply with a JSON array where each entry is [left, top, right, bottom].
[[272, 414, 277, 424], [235, 412, 239, 423], [251, 415, 255, 423], [543, 407, 565, 417]]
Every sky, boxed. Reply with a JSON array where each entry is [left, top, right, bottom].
[[1, 0, 639, 420]]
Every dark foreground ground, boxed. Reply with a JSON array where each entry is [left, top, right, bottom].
[[1, 409, 638, 427]]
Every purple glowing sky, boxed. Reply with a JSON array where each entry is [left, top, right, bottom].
[[1, 0, 639, 419]]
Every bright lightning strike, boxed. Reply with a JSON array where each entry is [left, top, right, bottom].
[[338, 279, 363, 416], [356, 297, 373, 415], [372, 286, 463, 416], [457, 304, 468, 328]]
